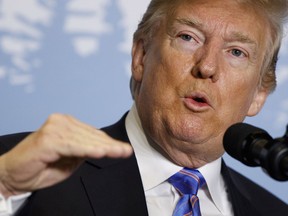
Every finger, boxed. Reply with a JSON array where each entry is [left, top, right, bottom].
[[53, 137, 133, 159]]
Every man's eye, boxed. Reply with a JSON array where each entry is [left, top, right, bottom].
[[179, 34, 193, 42], [231, 49, 245, 57]]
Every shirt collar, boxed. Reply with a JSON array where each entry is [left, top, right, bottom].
[[198, 158, 228, 213], [125, 104, 182, 190], [125, 103, 227, 213]]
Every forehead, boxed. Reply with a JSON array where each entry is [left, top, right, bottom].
[[166, 0, 270, 47], [171, 0, 266, 21]]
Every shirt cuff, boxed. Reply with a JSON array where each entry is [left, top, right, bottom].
[[0, 192, 31, 216]]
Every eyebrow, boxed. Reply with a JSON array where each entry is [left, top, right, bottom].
[[174, 17, 203, 29], [167, 17, 203, 37]]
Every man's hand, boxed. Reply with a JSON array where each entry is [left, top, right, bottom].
[[0, 114, 133, 198]]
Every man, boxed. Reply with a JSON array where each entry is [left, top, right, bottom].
[[0, 0, 287, 215]]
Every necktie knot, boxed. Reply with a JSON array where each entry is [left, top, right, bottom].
[[168, 168, 206, 216], [168, 168, 206, 195]]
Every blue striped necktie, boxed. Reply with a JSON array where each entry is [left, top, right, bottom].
[[168, 168, 206, 216]]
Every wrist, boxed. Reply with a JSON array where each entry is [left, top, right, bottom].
[[0, 155, 19, 199]]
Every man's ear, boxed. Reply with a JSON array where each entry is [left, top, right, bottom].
[[131, 39, 146, 82], [247, 88, 269, 116]]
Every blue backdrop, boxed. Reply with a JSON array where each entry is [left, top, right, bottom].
[[0, 0, 287, 203]]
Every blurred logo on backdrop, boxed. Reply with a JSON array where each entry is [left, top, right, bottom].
[[0, 0, 150, 92]]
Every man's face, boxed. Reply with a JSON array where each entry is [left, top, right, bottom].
[[132, 0, 270, 167]]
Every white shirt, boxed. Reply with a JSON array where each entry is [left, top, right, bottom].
[[126, 104, 234, 216]]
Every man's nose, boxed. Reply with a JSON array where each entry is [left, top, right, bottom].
[[191, 45, 220, 82]]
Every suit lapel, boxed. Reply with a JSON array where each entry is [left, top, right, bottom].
[[80, 113, 149, 216], [221, 160, 261, 216], [80, 155, 148, 216]]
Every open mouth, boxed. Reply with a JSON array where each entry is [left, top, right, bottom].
[[183, 93, 211, 110], [193, 96, 207, 104]]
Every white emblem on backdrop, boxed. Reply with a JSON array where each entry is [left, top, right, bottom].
[[0, 0, 54, 92], [64, 0, 112, 57], [0, 0, 150, 92]]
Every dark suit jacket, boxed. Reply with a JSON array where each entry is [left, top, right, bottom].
[[0, 114, 287, 216]]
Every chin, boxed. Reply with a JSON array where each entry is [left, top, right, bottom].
[[171, 119, 207, 142], [171, 128, 208, 144]]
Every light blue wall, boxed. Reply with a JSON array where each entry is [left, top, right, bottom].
[[0, 0, 287, 203]]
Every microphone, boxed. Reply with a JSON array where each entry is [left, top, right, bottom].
[[223, 122, 288, 181]]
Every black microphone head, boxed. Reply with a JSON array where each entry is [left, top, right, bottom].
[[223, 122, 272, 166]]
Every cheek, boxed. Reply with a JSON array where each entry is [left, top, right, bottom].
[[142, 50, 188, 94], [219, 76, 259, 120]]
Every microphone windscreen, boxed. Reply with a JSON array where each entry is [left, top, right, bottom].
[[223, 122, 270, 165]]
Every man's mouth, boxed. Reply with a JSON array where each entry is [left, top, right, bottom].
[[183, 92, 212, 111], [192, 96, 207, 104]]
